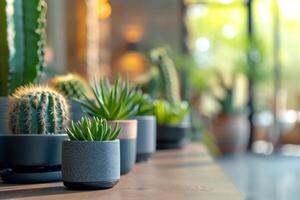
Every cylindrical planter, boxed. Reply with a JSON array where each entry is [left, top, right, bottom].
[[135, 116, 156, 162], [62, 140, 120, 190], [109, 120, 137, 175], [157, 125, 189, 150], [0, 97, 10, 135], [212, 113, 250, 154], [0, 134, 68, 183], [70, 100, 85, 122]]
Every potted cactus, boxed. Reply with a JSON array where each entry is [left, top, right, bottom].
[[62, 117, 120, 190], [50, 74, 89, 121], [0, 85, 69, 183], [133, 91, 157, 162], [0, 0, 47, 135], [150, 47, 190, 149], [210, 72, 249, 154], [76, 76, 138, 175]]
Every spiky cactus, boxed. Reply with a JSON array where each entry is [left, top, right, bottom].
[[50, 74, 89, 100], [150, 47, 181, 103], [8, 85, 69, 134], [0, 0, 47, 96]]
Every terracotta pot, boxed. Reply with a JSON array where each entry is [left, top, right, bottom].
[[212, 113, 249, 154], [108, 120, 137, 175]]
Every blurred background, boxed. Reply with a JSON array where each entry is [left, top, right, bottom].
[[44, 0, 300, 199]]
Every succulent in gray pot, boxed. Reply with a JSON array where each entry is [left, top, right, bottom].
[[63, 117, 120, 190], [153, 99, 190, 149], [133, 91, 157, 162], [0, 85, 69, 183], [50, 74, 90, 122], [75, 75, 138, 175]]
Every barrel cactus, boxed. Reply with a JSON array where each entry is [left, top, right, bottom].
[[50, 74, 88, 100], [150, 47, 181, 103], [8, 85, 70, 134]]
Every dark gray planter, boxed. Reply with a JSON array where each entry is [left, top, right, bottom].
[[62, 140, 120, 190], [108, 120, 137, 175], [135, 116, 156, 163], [70, 100, 85, 122], [0, 97, 10, 135], [157, 125, 189, 150], [0, 134, 68, 183]]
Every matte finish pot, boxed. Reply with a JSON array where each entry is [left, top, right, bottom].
[[70, 100, 85, 122], [62, 140, 120, 190], [157, 125, 189, 150], [135, 116, 156, 162], [0, 97, 10, 135], [0, 134, 68, 183], [109, 120, 137, 175]]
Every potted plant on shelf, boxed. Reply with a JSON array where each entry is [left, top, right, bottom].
[[63, 117, 120, 190], [133, 91, 157, 162], [75, 76, 138, 175], [153, 99, 189, 149], [0, 85, 69, 183], [0, 0, 47, 135], [210, 72, 249, 154], [50, 74, 89, 122]]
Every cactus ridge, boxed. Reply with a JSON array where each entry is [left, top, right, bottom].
[[8, 85, 69, 134], [150, 47, 181, 103], [51, 74, 88, 100]]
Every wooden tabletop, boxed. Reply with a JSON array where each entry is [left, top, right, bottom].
[[0, 144, 243, 200]]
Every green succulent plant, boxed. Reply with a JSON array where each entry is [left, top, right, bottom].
[[134, 91, 154, 116], [50, 74, 89, 100], [0, 0, 47, 96], [66, 116, 120, 141], [153, 99, 189, 126], [8, 85, 69, 134], [75, 75, 139, 120]]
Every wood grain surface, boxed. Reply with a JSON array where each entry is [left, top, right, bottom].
[[0, 144, 243, 200]]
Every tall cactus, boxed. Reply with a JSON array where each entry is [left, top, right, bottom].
[[50, 74, 89, 100], [0, 0, 47, 96], [150, 47, 181, 103], [8, 85, 70, 134]]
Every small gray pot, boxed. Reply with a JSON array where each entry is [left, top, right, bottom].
[[0, 97, 10, 135], [157, 125, 189, 150], [0, 134, 68, 183], [62, 140, 120, 190], [135, 116, 156, 162], [70, 100, 85, 122]]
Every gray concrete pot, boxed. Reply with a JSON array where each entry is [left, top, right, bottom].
[[70, 100, 85, 122], [62, 140, 120, 190], [0, 134, 68, 183], [157, 124, 189, 150], [0, 97, 10, 135], [135, 116, 156, 163], [109, 120, 137, 175]]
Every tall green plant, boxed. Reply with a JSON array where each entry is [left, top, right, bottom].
[[0, 0, 47, 96]]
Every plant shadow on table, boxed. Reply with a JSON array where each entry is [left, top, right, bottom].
[[0, 184, 84, 199]]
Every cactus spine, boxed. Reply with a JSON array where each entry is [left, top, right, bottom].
[[0, 0, 47, 96], [150, 47, 181, 103], [8, 85, 70, 134], [50, 74, 89, 100]]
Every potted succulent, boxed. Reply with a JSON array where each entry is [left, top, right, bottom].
[[133, 91, 156, 162], [0, 85, 69, 183], [50, 74, 89, 122], [153, 99, 189, 149], [210, 72, 249, 154], [76, 76, 138, 175], [0, 0, 47, 135], [63, 117, 120, 190]]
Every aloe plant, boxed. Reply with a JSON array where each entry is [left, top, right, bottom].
[[153, 99, 189, 126], [0, 0, 47, 96], [76, 76, 139, 120], [66, 117, 120, 141], [134, 91, 154, 116]]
